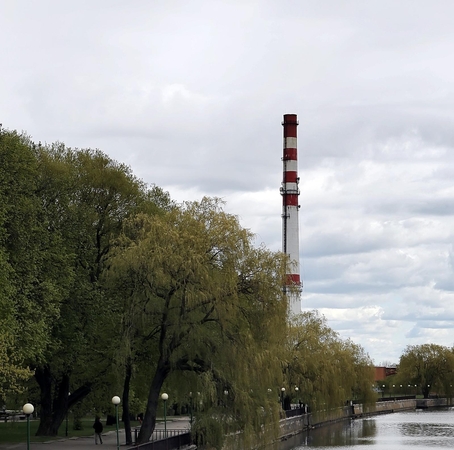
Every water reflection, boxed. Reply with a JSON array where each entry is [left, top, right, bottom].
[[278, 408, 454, 450], [280, 418, 376, 449]]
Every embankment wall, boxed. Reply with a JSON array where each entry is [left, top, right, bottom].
[[278, 398, 451, 441], [222, 398, 451, 449]]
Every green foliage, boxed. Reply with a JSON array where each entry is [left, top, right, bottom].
[[0, 129, 61, 398], [0, 331, 33, 399], [193, 416, 225, 450], [72, 417, 83, 431], [284, 311, 376, 409]]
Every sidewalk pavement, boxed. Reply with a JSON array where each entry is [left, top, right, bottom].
[[0, 417, 191, 450]]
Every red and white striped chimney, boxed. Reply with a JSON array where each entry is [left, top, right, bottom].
[[281, 114, 301, 315]]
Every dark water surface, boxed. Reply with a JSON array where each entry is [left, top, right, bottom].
[[279, 408, 454, 449]]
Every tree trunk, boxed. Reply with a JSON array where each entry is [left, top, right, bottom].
[[35, 367, 92, 436], [35, 369, 71, 436], [136, 361, 170, 444], [122, 359, 133, 445], [48, 373, 70, 435], [35, 366, 54, 436], [423, 386, 430, 398]]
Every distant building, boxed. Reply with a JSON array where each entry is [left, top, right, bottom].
[[374, 366, 397, 381]]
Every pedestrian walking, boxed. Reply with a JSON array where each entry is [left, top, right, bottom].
[[93, 416, 104, 445]]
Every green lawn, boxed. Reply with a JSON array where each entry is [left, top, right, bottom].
[[0, 418, 137, 444]]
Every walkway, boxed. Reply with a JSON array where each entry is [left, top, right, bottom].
[[0, 417, 191, 450]]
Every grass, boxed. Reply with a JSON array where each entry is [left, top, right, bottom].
[[0, 417, 141, 444]]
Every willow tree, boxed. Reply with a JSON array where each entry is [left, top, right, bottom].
[[105, 197, 288, 446], [284, 311, 375, 410], [398, 344, 454, 398]]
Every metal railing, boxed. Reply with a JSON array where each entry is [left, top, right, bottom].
[[285, 406, 308, 418], [133, 428, 191, 449]]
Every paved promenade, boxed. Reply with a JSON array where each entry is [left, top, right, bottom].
[[0, 417, 191, 450]]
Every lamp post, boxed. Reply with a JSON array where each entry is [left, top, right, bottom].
[[281, 387, 286, 410], [189, 392, 193, 432], [112, 396, 121, 450], [65, 391, 71, 437], [161, 393, 168, 438], [223, 389, 228, 407], [23, 403, 34, 450]]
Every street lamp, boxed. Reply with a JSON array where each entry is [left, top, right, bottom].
[[65, 391, 71, 437], [23, 403, 34, 450], [223, 390, 229, 408], [281, 387, 286, 410], [112, 396, 121, 450], [161, 393, 169, 438], [189, 392, 193, 432], [295, 387, 299, 409]]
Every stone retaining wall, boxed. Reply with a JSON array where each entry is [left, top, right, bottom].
[[416, 398, 449, 408], [353, 398, 416, 416]]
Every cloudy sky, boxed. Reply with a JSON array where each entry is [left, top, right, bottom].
[[2, 0, 454, 365]]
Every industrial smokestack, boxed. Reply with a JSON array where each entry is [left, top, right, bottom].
[[281, 114, 301, 315]]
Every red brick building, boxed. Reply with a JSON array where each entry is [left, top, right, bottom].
[[374, 366, 397, 381]]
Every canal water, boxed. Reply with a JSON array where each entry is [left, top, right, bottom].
[[279, 408, 454, 450]]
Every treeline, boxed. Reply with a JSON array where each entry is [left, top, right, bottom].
[[380, 344, 454, 399], [0, 128, 375, 448]]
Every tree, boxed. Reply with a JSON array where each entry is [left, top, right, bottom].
[[397, 344, 454, 398], [0, 130, 64, 401], [31, 144, 164, 436], [283, 311, 375, 410], [105, 197, 289, 446], [0, 250, 32, 399]]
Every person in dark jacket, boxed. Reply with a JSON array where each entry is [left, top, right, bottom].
[[93, 417, 103, 445]]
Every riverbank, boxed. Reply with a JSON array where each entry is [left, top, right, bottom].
[[278, 397, 451, 443], [222, 398, 452, 449]]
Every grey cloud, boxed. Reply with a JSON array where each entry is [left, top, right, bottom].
[[411, 199, 454, 217], [3, 0, 454, 364]]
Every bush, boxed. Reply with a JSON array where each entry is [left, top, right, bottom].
[[72, 417, 83, 430]]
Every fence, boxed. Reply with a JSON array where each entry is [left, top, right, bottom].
[[0, 410, 26, 422], [285, 407, 304, 418], [133, 428, 191, 450]]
